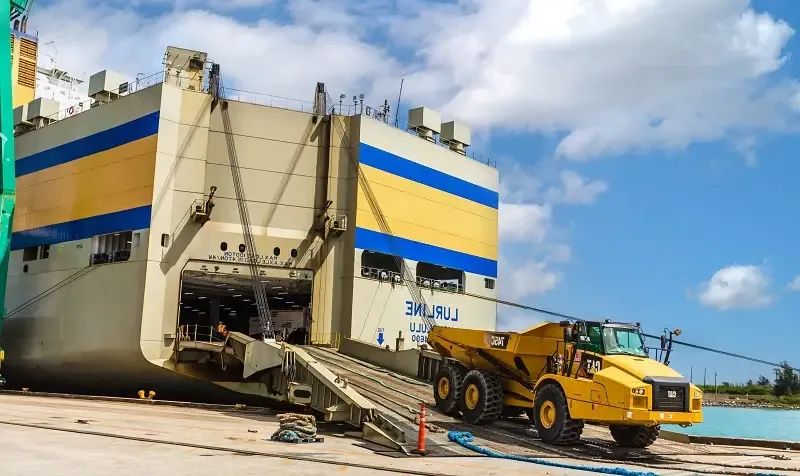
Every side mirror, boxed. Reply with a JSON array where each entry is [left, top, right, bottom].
[[578, 335, 589, 343]]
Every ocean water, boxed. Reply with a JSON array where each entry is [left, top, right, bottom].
[[671, 407, 800, 442]]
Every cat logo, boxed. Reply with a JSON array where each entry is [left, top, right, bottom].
[[488, 333, 510, 349], [583, 355, 602, 374]]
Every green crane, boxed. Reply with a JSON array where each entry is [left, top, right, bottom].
[[0, 0, 32, 385]]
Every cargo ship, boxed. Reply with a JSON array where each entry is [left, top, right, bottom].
[[1, 45, 500, 402]]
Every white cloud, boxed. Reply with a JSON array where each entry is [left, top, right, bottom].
[[498, 161, 543, 203], [30, 1, 399, 102], [497, 309, 543, 332], [503, 260, 562, 300], [787, 276, 800, 291], [403, 0, 798, 160], [499, 202, 551, 243], [544, 170, 608, 205], [698, 265, 774, 310], [30, 1, 800, 162]]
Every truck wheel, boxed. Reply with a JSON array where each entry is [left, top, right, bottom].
[[433, 365, 465, 415], [609, 424, 660, 448], [460, 370, 503, 424], [533, 383, 584, 445]]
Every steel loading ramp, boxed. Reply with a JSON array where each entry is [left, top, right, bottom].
[[217, 332, 407, 449]]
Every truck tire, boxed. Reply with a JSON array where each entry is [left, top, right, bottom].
[[460, 369, 503, 424], [433, 365, 465, 415], [609, 424, 660, 448], [533, 383, 584, 445]]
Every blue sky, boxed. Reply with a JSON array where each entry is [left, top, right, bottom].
[[27, 0, 800, 383]]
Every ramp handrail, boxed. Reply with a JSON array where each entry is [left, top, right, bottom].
[[178, 324, 226, 344]]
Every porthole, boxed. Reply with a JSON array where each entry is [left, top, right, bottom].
[[239, 244, 246, 253], [291, 248, 298, 258], [273, 247, 280, 256], [220, 242, 228, 252]]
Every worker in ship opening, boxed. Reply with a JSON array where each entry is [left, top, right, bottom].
[[216, 321, 228, 340]]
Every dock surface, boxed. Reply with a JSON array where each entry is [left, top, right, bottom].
[[0, 393, 602, 476], [2, 347, 800, 476]]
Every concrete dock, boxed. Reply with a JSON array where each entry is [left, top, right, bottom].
[[1, 393, 799, 476], [0, 393, 588, 476]]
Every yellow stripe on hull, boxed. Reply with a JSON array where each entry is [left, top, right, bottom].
[[360, 164, 498, 221], [14, 135, 157, 233], [357, 165, 498, 261], [14, 186, 155, 233]]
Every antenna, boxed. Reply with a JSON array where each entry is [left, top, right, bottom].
[[394, 78, 404, 127]]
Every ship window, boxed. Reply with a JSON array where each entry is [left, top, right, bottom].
[[90, 231, 133, 264], [416, 262, 464, 293], [22, 246, 38, 262], [39, 244, 50, 259], [361, 250, 401, 274], [484, 278, 495, 289]]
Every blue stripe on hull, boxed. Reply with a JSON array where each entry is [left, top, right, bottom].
[[358, 142, 499, 209], [11, 206, 152, 250], [16, 111, 161, 177], [355, 226, 497, 278]]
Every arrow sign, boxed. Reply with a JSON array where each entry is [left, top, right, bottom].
[[377, 328, 385, 345]]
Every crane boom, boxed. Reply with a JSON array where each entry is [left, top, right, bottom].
[[208, 65, 275, 340]]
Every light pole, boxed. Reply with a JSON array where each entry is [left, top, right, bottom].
[[714, 372, 718, 401]]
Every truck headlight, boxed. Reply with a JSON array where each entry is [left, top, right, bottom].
[[631, 388, 646, 395], [694, 391, 702, 399]]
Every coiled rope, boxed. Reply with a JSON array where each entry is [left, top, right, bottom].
[[270, 413, 317, 443]]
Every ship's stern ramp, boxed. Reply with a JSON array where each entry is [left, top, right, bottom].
[[178, 331, 406, 449]]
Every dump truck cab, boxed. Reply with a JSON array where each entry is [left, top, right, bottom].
[[427, 319, 703, 448]]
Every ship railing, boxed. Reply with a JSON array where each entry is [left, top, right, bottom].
[[22, 62, 495, 168], [361, 107, 496, 168], [219, 87, 318, 114], [178, 324, 226, 344], [217, 87, 497, 169], [32, 71, 166, 129], [326, 94, 496, 169]]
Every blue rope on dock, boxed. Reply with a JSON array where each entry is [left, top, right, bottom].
[[448, 431, 660, 476], [447, 432, 786, 476]]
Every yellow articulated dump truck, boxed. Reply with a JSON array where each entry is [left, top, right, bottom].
[[427, 319, 703, 448]]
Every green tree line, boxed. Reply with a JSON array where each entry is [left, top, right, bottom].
[[697, 361, 800, 398]]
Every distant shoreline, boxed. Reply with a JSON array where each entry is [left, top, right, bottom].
[[703, 400, 800, 410]]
